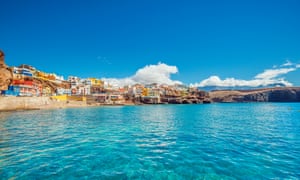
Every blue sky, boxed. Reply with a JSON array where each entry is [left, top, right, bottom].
[[1, 0, 300, 87]]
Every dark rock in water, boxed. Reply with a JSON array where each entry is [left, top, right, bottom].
[[168, 98, 182, 104], [192, 99, 199, 104], [182, 99, 192, 104], [203, 100, 211, 104]]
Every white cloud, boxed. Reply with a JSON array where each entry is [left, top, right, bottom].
[[193, 76, 293, 87], [254, 67, 296, 79], [281, 60, 293, 67], [101, 77, 135, 88], [191, 62, 299, 88], [132, 63, 181, 85], [100, 61, 299, 88], [101, 62, 181, 87]]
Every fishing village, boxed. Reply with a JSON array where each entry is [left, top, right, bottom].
[[0, 50, 210, 111], [2, 50, 300, 111]]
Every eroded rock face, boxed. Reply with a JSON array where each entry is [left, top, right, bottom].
[[209, 88, 300, 102], [0, 50, 5, 67], [268, 89, 300, 102], [0, 50, 13, 91]]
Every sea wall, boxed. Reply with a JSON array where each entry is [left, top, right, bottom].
[[0, 96, 52, 111]]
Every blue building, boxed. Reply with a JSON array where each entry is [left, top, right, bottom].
[[1, 86, 20, 96]]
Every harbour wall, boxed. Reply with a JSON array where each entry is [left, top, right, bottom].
[[0, 96, 52, 111]]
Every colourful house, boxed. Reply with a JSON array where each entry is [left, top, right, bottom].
[[88, 78, 104, 86], [1, 86, 20, 96]]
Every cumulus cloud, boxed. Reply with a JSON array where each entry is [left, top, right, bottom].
[[102, 62, 181, 87], [191, 62, 299, 88], [132, 63, 181, 85], [193, 76, 293, 87]]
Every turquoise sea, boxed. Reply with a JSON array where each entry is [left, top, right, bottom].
[[1, 103, 300, 179]]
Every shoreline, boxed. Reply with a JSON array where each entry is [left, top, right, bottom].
[[0, 96, 206, 112], [0, 96, 139, 112], [2, 86, 300, 110]]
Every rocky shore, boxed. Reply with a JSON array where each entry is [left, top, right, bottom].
[[209, 87, 300, 103]]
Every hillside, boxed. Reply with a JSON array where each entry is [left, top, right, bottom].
[[209, 87, 300, 102]]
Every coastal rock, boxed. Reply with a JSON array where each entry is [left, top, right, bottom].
[[209, 87, 300, 102], [168, 98, 183, 104], [0, 50, 13, 91], [243, 93, 269, 102], [268, 89, 300, 102]]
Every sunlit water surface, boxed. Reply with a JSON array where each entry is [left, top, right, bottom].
[[1, 103, 300, 179]]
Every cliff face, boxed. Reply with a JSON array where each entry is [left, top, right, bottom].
[[209, 87, 300, 102], [267, 89, 300, 102], [0, 50, 13, 91]]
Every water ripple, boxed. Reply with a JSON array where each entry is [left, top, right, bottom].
[[1, 104, 300, 179]]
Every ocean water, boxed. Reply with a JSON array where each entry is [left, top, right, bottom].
[[0, 103, 300, 179]]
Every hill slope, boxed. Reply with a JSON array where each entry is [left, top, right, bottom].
[[209, 87, 300, 102]]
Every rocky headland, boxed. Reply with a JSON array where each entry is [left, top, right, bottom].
[[209, 87, 300, 103]]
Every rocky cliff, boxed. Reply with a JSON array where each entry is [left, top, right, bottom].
[[0, 50, 13, 91], [209, 87, 300, 102]]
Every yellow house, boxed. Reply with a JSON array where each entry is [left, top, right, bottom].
[[142, 88, 149, 97], [88, 78, 104, 86]]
